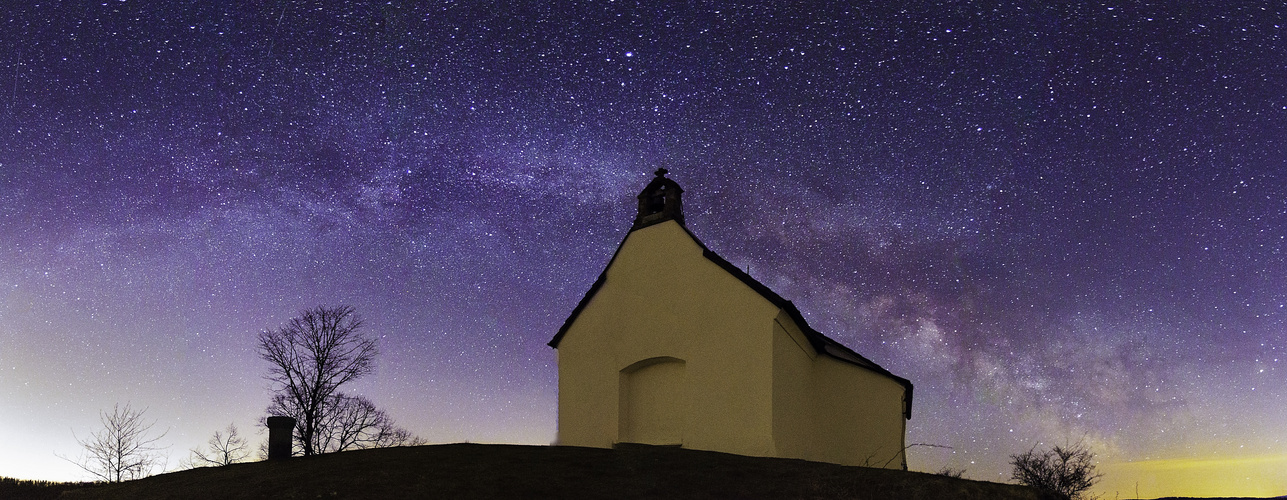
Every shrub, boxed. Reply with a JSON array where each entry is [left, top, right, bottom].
[[934, 466, 966, 478], [1009, 443, 1102, 500]]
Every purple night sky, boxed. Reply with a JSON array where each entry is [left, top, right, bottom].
[[1, 2, 1284, 496]]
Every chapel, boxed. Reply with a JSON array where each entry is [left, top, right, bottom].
[[548, 169, 913, 469]]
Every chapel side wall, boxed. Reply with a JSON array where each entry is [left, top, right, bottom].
[[770, 316, 817, 460], [554, 320, 620, 448], [555, 221, 780, 456], [810, 356, 908, 469]]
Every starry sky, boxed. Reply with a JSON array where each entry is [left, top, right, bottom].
[[1, 1, 1285, 496]]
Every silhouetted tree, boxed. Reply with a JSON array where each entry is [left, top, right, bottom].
[[1010, 443, 1102, 500], [258, 305, 420, 455], [182, 423, 250, 468], [934, 466, 966, 478], [314, 393, 425, 452], [66, 403, 168, 482]]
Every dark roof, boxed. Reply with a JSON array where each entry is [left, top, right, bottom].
[[548, 222, 913, 419]]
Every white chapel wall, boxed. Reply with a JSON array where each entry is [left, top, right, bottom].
[[557, 219, 908, 469], [556, 220, 781, 457]]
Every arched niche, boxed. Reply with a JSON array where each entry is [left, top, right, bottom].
[[618, 356, 686, 445]]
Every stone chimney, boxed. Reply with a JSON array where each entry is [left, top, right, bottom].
[[266, 416, 296, 460]]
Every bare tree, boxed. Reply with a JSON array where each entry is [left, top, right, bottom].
[[934, 466, 966, 478], [1010, 443, 1103, 500], [264, 390, 425, 457], [66, 403, 168, 482], [257, 305, 381, 455], [182, 423, 250, 468], [310, 393, 424, 452]]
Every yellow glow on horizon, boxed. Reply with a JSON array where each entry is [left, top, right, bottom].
[[1097, 453, 1287, 499]]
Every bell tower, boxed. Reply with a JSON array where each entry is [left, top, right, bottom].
[[632, 168, 685, 231]]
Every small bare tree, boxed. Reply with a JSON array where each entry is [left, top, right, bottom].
[[314, 393, 424, 452], [1010, 443, 1102, 500], [67, 403, 168, 482], [257, 305, 378, 456], [934, 466, 966, 478], [182, 423, 250, 468]]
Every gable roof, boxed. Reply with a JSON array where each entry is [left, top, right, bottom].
[[548, 221, 914, 419]]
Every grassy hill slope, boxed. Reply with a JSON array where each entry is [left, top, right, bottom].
[[44, 443, 1053, 499], [0, 477, 92, 500]]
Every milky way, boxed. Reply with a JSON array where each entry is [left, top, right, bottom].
[[1, 2, 1284, 495]]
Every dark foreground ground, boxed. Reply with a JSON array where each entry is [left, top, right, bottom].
[[0, 443, 1081, 499]]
